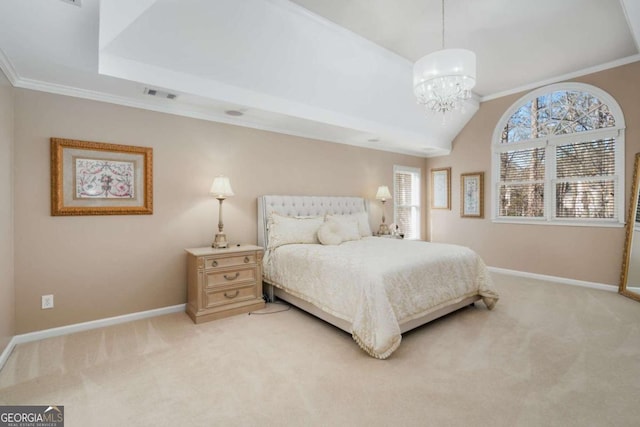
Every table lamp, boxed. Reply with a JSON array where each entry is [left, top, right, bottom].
[[376, 185, 392, 235], [210, 175, 234, 248]]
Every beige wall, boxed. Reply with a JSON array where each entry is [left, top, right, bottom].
[[12, 62, 638, 333], [13, 89, 425, 333], [0, 69, 15, 350], [426, 61, 640, 286]]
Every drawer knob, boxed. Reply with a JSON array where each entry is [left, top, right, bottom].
[[224, 272, 240, 281], [224, 290, 239, 299], [244, 256, 250, 263], [212, 260, 218, 267]]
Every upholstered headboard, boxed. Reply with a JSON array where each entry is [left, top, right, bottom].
[[257, 195, 368, 249]]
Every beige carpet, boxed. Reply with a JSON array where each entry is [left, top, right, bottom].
[[1, 273, 639, 426]]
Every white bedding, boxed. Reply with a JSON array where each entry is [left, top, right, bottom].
[[263, 237, 499, 359]]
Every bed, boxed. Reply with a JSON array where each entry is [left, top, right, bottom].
[[257, 195, 499, 359]]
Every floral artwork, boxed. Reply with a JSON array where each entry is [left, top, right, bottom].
[[461, 172, 484, 218], [75, 158, 135, 199], [463, 178, 478, 214], [431, 167, 451, 209], [51, 138, 152, 216]]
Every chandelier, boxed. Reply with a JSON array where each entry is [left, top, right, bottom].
[[413, 0, 476, 114]]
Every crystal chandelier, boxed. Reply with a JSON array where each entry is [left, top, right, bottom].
[[413, 0, 476, 114]]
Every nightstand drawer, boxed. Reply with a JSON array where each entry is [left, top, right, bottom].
[[204, 267, 257, 288], [204, 283, 258, 308], [204, 253, 256, 269]]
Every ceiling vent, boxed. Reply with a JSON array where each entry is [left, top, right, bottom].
[[144, 88, 177, 100], [60, 0, 82, 7]]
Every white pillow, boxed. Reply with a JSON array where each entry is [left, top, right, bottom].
[[325, 215, 361, 242], [317, 221, 343, 245], [326, 212, 371, 238], [267, 213, 324, 250]]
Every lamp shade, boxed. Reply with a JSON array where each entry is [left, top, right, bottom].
[[413, 49, 476, 113], [413, 49, 476, 91], [209, 176, 234, 198], [375, 186, 392, 201]]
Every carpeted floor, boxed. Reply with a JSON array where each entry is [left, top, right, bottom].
[[1, 273, 639, 426]]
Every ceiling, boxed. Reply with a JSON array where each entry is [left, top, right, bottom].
[[0, 0, 638, 157]]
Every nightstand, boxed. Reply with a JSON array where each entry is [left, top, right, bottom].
[[185, 245, 265, 324]]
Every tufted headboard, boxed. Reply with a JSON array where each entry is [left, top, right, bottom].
[[257, 195, 368, 249]]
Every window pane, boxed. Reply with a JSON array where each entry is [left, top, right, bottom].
[[541, 91, 616, 136], [556, 138, 615, 178], [394, 166, 420, 239], [499, 184, 544, 217], [396, 206, 418, 239], [501, 90, 616, 144], [500, 148, 545, 181], [555, 181, 615, 219], [395, 172, 413, 205], [501, 102, 533, 143]]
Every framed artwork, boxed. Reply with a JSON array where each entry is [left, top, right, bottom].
[[430, 167, 451, 210], [460, 172, 484, 218], [50, 138, 153, 216]]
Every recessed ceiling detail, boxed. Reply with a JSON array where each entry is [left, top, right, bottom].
[[97, 0, 472, 156]]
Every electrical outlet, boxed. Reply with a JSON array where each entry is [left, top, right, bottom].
[[42, 295, 54, 309]]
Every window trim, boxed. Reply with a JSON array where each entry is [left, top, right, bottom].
[[491, 82, 626, 227], [393, 165, 421, 239]]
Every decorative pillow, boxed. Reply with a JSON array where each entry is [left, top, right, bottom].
[[353, 211, 373, 237], [325, 215, 361, 242], [317, 221, 343, 245], [326, 212, 371, 238], [267, 213, 324, 250]]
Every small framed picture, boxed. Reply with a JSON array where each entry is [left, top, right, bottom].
[[461, 172, 484, 218], [50, 138, 153, 216], [430, 167, 451, 210]]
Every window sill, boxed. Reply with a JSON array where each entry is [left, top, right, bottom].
[[491, 218, 624, 228]]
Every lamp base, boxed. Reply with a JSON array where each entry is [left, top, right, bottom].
[[212, 232, 229, 249], [377, 223, 390, 235]]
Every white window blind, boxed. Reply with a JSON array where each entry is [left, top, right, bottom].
[[492, 83, 625, 226], [498, 147, 545, 217], [555, 138, 616, 219], [393, 165, 421, 239]]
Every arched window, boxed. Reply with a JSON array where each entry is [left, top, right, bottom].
[[491, 83, 625, 226]]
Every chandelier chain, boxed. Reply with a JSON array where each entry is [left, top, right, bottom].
[[441, 0, 445, 50]]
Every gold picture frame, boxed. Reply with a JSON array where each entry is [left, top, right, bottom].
[[460, 172, 484, 218], [430, 167, 451, 210], [50, 138, 153, 216]]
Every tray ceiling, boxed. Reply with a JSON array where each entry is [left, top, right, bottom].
[[0, 0, 638, 157]]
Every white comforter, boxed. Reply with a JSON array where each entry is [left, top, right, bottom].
[[263, 237, 499, 359]]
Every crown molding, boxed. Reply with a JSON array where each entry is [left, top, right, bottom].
[[480, 54, 640, 102], [4, 46, 636, 157], [0, 48, 19, 85], [5, 69, 427, 156]]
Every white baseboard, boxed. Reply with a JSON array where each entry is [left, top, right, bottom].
[[0, 269, 619, 371], [0, 303, 186, 372], [488, 266, 618, 292], [0, 336, 18, 373]]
